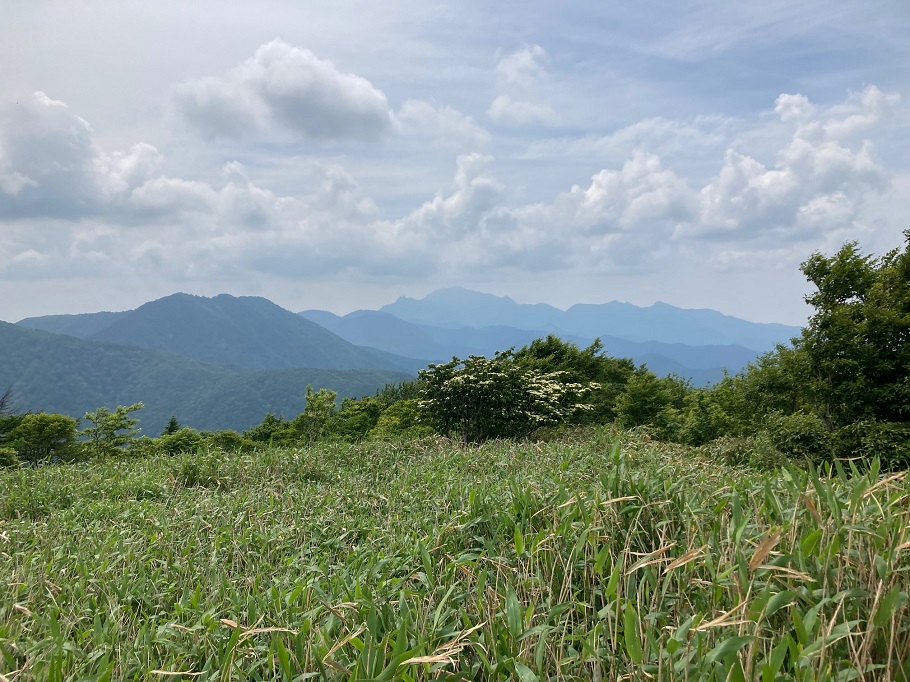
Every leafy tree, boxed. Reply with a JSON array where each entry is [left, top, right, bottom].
[[0, 447, 18, 468], [375, 380, 422, 406], [419, 350, 595, 443], [798, 233, 910, 427], [614, 370, 688, 439], [244, 413, 289, 444], [514, 336, 635, 423], [289, 386, 338, 444], [328, 396, 384, 442], [7, 413, 79, 462], [81, 403, 144, 458]]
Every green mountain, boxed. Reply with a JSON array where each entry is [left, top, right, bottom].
[[0, 322, 409, 434], [19, 293, 423, 374]]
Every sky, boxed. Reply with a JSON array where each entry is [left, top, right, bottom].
[[1, 1, 908, 325]]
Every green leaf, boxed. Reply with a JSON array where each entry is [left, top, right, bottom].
[[874, 586, 907, 627], [506, 588, 523, 640], [623, 603, 643, 664], [705, 635, 752, 664], [514, 661, 540, 682]]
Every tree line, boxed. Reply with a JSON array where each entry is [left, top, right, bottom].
[[2, 234, 908, 469]]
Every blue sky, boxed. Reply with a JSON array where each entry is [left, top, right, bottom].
[[1, 1, 908, 324]]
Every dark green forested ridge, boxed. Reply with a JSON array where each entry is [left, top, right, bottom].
[[0, 322, 409, 435]]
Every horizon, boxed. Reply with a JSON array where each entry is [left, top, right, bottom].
[[2, 3, 907, 327], [8, 286, 804, 328]]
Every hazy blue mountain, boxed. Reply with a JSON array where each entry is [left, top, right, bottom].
[[380, 287, 800, 352], [300, 309, 761, 385], [0, 322, 408, 433], [380, 287, 567, 331], [20, 293, 424, 374], [18, 310, 128, 338]]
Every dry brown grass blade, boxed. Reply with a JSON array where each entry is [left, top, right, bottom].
[[401, 622, 486, 667], [626, 544, 676, 574], [322, 623, 366, 663], [802, 494, 823, 525], [12, 604, 32, 617], [599, 496, 638, 507], [664, 545, 707, 572], [695, 602, 747, 631], [863, 472, 906, 498], [749, 531, 782, 571], [756, 564, 816, 582], [150, 671, 205, 677]]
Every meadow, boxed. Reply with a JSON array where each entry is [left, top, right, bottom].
[[1, 429, 908, 681]]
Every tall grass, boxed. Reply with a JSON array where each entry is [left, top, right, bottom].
[[1, 429, 908, 680]]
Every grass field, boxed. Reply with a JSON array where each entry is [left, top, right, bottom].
[[1, 429, 908, 681]]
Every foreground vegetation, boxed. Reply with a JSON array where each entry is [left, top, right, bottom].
[[2, 431, 908, 681]]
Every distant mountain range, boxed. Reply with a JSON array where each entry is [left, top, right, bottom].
[[10, 288, 802, 431], [376, 287, 798, 350], [301, 287, 801, 385]]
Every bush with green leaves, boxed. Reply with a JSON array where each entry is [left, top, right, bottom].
[[419, 350, 595, 443], [0, 446, 18, 468], [614, 370, 688, 440], [156, 427, 204, 456], [80, 402, 143, 458], [6, 413, 80, 463], [514, 335, 636, 423], [369, 399, 434, 441], [205, 429, 256, 453]]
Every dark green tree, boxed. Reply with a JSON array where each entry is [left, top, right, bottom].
[[162, 415, 181, 436], [798, 233, 910, 427], [7, 413, 79, 462]]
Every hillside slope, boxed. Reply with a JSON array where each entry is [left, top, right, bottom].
[[0, 322, 408, 433], [20, 293, 423, 373]]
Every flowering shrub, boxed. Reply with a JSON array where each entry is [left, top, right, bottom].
[[418, 350, 596, 442]]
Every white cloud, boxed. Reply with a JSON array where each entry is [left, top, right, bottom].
[[0, 85, 904, 321], [394, 100, 490, 149], [487, 45, 557, 126], [172, 39, 392, 140]]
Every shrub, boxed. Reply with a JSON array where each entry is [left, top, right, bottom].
[[7, 413, 80, 463], [764, 410, 831, 461], [205, 430, 255, 453], [157, 427, 204, 456], [0, 446, 19, 468], [835, 420, 910, 471], [370, 400, 434, 441]]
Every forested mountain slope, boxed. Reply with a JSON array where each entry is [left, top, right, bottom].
[[19, 293, 423, 374], [0, 322, 408, 433]]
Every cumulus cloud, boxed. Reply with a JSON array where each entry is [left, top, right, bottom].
[[692, 86, 890, 240], [0, 86, 901, 290], [487, 45, 557, 126], [172, 39, 392, 140], [394, 100, 490, 149]]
